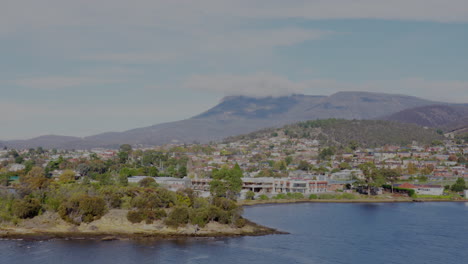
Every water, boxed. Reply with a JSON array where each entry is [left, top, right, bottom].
[[2, 202, 468, 264]]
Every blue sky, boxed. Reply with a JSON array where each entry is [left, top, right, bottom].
[[1, 0, 468, 139]]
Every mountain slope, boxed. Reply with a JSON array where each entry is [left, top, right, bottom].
[[381, 104, 468, 131], [2, 91, 440, 149]]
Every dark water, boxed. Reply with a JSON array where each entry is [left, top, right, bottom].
[[2, 202, 468, 264]]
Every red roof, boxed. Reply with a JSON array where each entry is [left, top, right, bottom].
[[398, 182, 416, 189]]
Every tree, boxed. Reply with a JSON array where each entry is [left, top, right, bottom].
[[148, 167, 159, 177], [407, 162, 418, 175], [12, 197, 42, 219], [118, 173, 129, 186], [451, 177, 466, 192], [297, 160, 311, 171], [58, 195, 107, 224], [245, 191, 255, 200], [139, 177, 157, 188], [119, 144, 133, 153], [356, 162, 385, 196], [380, 168, 401, 193], [209, 165, 243, 200], [349, 140, 359, 151], [319, 147, 335, 160], [339, 162, 351, 170], [19, 166, 50, 194], [76, 163, 91, 177], [118, 151, 129, 164], [59, 170, 76, 183]]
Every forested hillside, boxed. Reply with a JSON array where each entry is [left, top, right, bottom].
[[227, 119, 444, 147]]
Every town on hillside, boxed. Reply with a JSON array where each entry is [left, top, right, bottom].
[[2, 131, 468, 200]]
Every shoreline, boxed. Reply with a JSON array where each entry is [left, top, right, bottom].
[[239, 198, 468, 206], [2, 198, 466, 241]]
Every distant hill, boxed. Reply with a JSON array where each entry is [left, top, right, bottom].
[[3, 135, 84, 150], [227, 119, 444, 147], [2, 91, 440, 149], [381, 104, 468, 133]]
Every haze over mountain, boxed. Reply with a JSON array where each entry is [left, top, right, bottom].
[[1, 91, 440, 149]]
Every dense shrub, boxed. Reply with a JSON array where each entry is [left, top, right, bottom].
[[131, 189, 176, 209], [192, 197, 210, 209], [258, 194, 269, 200], [12, 197, 42, 219], [127, 210, 145, 223], [286, 192, 304, 199], [382, 185, 416, 197], [127, 208, 167, 224], [273, 193, 287, 199], [309, 194, 318, 199], [58, 195, 107, 224], [207, 206, 230, 224], [337, 193, 357, 199], [212, 197, 238, 211], [317, 193, 338, 199], [165, 206, 190, 227], [189, 207, 210, 227], [138, 177, 157, 188], [234, 218, 246, 228], [245, 191, 255, 200]]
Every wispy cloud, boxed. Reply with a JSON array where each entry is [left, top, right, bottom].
[[1, 0, 467, 35], [186, 72, 468, 103], [13, 76, 123, 90], [80, 52, 180, 64], [185, 72, 307, 97]]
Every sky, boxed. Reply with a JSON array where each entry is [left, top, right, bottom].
[[1, 0, 468, 139]]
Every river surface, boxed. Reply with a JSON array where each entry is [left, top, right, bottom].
[[2, 202, 468, 264]]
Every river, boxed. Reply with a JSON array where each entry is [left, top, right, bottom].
[[2, 202, 468, 264]]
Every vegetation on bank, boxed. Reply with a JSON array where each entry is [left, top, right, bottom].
[[0, 163, 248, 231]]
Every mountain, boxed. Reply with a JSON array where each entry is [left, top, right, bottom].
[[381, 104, 468, 133], [2, 91, 440, 149], [3, 135, 84, 150], [226, 119, 444, 147]]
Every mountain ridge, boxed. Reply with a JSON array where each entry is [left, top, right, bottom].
[[1, 91, 442, 149]]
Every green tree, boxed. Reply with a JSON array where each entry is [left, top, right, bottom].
[[451, 177, 466, 192], [118, 151, 129, 164], [139, 177, 158, 188], [59, 170, 76, 183], [12, 197, 42, 219], [380, 168, 401, 193], [118, 173, 129, 186], [319, 147, 335, 160], [245, 191, 255, 200], [209, 165, 243, 200], [349, 140, 359, 151], [148, 167, 159, 177], [119, 144, 133, 153], [19, 166, 50, 194], [356, 162, 385, 196], [339, 162, 351, 170], [297, 160, 311, 171]]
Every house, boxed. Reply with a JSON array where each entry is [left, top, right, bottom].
[[397, 183, 444, 196], [8, 163, 25, 172]]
